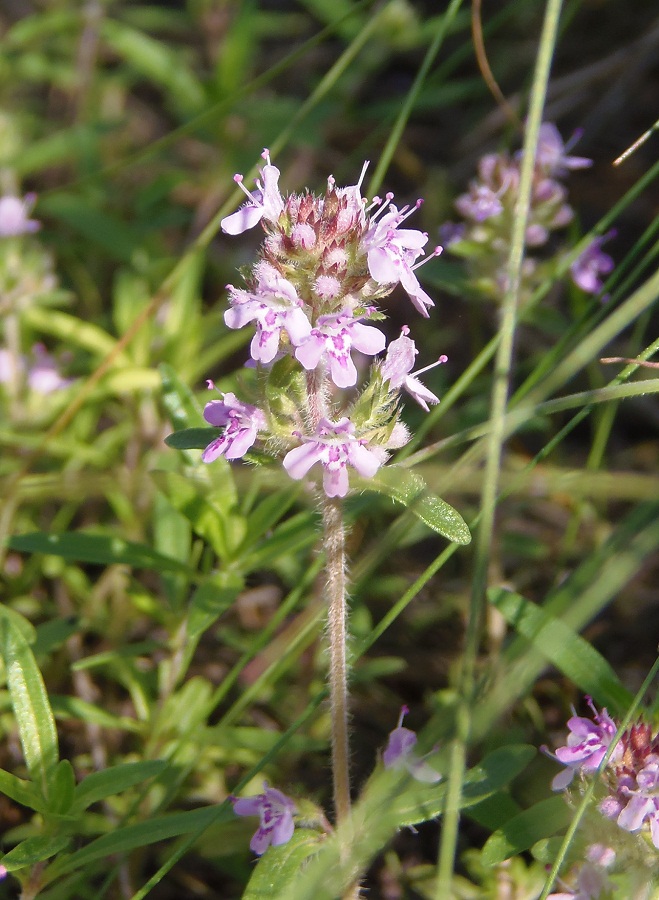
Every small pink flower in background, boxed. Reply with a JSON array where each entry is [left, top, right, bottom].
[[221, 149, 284, 235], [362, 200, 439, 317], [294, 310, 386, 388], [455, 184, 504, 222], [283, 416, 382, 498], [224, 262, 311, 364], [381, 326, 446, 412], [27, 343, 73, 394], [0, 194, 40, 237], [383, 706, 441, 783], [201, 390, 267, 462], [570, 232, 615, 295], [0, 344, 72, 394], [533, 123, 592, 177], [612, 759, 659, 847], [547, 846, 615, 900], [548, 697, 620, 790], [230, 783, 297, 855]]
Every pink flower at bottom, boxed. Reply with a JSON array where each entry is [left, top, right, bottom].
[[0, 194, 40, 237], [201, 391, 267, 462], [283, 416, 382, 498], [383, 706, 441, 783], [231, 784, 297, 855]]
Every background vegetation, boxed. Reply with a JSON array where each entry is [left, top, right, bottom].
[[0, 0, 658, 897]]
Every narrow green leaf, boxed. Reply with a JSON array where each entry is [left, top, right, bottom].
[[187, 573, 244, 642], [488, 588, 633, 713], [50, 695, 142, 732], [394, 743, 535, 827], [0, 768, 43, 811], [37, 194, 140, 262], [0, 619, 59, 796], [9, 532, 193, 576], [47, 760, 75, 815], [362, 467, 471, 545], [164, 427, 216, 450], [46, 805, 233, 881], [0, 605, 36, 645], [160, 363, 204, 433], [71, 761, 166, 813], [481, 796, 572, 866], [0, 834, 72, 872], [244, 829, 322, 899], [100, 19, 205, 113]]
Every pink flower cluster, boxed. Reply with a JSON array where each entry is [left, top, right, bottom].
[[444, 123, 614, 301], [549, 697, 659, 851], [200, 151, 447, 497]]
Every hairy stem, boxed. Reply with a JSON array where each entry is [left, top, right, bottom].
[[322, 495, 352, 830]]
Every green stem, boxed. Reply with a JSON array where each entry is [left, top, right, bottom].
[[435, 0, 564, 893]]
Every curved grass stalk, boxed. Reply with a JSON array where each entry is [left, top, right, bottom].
[[435, 0, 565, 891]]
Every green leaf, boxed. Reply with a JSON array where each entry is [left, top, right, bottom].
[[0, 617, 59, 796], [240, 511, 319, 573], [47, 760, 75, 815], [46, 805, 233, 881], [71, 761, 167, 813], [164, 427, 216, 450], [243, 489, 301, 547], [362, 467, 471, 545], [9, 532, 194, 577], [50, 695, 142, 732], [160, 363, 204, 434], [187, 573, 244, 643], [244, 829, 322, 899], [100, 19, 205, 114], [0, 767, 43, 812], [488, 588, 633, 713], [0, 834, 72, 872], [38, 194, 140, 262], [394, 743, 535, 827], [151, 469, 240, 559], [481, 796, 572, 866]]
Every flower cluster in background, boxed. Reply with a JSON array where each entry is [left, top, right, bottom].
[[547, 697, 659, 895], [442, 123, 615, 305], [200, 151, 447, 497]]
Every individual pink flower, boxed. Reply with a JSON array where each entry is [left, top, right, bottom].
[[455, 183, 504, 222], [570, 232, 615, 295], [283, 416, 382, 498], [26, 344, 73, 394], [547, 697, 620, 791], [0, 194, 40, 237], [362, 199, 439, 317], [230, 783, 297, 855], [614, 760, 659, 848], [221, 149, 284, 235], [381, 325, 446, 412], [0, 344, 72, 394], [383, 706, 441, 783], [294, 310, 386, 388], [547, 846, 615, 900], [224, 262, 311, 364], [201, 390, 267, 462], [533, 123, 592, 177]]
